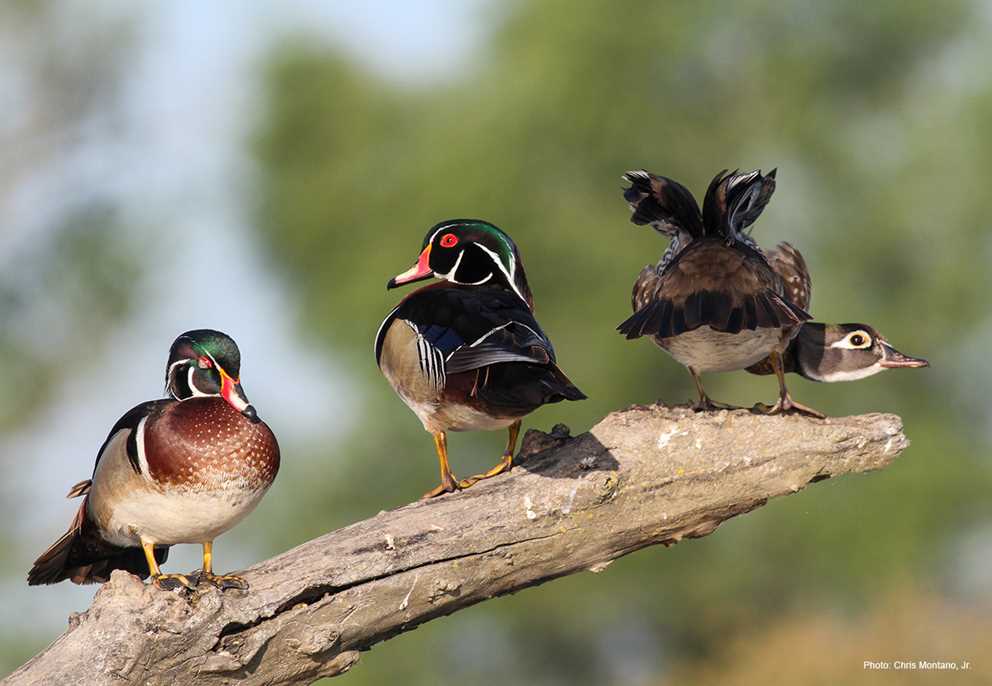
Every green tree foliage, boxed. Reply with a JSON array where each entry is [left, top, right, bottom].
[[251, 1, 991, 682]]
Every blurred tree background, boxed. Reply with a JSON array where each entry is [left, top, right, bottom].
[[4, 1, 992, 683]]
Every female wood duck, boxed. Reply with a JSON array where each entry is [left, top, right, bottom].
[[376, 219, 586, 498], [28, 330, 279, 591], [747, 243, 928, 391], [617, 168, 816, 415]]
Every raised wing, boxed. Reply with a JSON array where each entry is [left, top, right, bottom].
[[618, 240, 810, 339], [765, 241, 812, 311], [702, 168, 777, 243], [622, 170, 705, 239]]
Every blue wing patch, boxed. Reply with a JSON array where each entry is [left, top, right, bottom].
[[420, 325, 465, 356]]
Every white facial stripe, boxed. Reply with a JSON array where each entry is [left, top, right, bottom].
[[135, 416, 151, 479], [166, 358, 191, 397], [457, 272, 493, 286], [439, 249, 496, 286], [493, 235, 516, 277], [829, 331, 872, 350], [435, 249, 465, 280], [473, 243, 526, 304], [819, 363, 885, 382]]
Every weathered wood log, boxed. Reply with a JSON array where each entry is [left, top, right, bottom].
[[5, 404, 908, 686]]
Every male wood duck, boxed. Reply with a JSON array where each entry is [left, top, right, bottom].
[[747, 243, 928, 388], [617, 168, 817, 415], [376, 219, 586, 498], [28, 330, 279, 591]]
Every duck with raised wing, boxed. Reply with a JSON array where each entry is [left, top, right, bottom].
[[28, 329, 279, 591], [377, 219, 586, 498], [618, 168, 817, 415]]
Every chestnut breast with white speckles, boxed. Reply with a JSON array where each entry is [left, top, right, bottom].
[[144, 397, 279, 493]]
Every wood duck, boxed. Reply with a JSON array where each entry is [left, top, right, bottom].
[[28, 329, 279, 591], [376, 219, 586, 498], [747, 243, 928, 387], [617, 168, 817, 415]]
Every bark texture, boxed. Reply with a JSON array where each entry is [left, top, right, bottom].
[[5, 404, 909, 686]]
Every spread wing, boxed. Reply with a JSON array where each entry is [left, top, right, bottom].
[[765, 241, 811, 312], [622, 170, 705, 239], [618, 239, 810, 339], [702, 169, 777, 242]]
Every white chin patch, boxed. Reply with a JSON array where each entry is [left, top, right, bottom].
[[819, 363, 885, 383]]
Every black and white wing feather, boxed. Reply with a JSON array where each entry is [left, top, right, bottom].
[[375, 287, 557, 390]]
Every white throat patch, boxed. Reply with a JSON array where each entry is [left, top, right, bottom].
[[817, 363, 885, 383]]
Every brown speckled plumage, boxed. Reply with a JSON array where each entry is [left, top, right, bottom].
[[144, 398, 279, 491], [28, 329, 281, 586]]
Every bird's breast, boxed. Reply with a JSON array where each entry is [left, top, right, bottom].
[[656, 326, 787, 373], [143, 397, 280, 493]]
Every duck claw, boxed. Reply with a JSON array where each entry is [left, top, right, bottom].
[[153, 573, 194, 591], [754, 397, 825, 419], [191, 571, 249, 591]]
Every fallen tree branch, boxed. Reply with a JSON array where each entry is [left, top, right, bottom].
[[5, 404, 908, 686]]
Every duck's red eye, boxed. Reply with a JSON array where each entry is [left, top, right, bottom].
[[198, 356, 213, 369], [440, 233, 459, 248]]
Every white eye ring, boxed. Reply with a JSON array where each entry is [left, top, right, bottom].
[[831, 330, 873, 350]]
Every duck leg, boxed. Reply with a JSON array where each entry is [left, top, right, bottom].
[[142, 539, 193, 590], [423, 431, 461, 499], [192, 541, 249, 590], [755, 351, 825, 418], [689, 367, 736, 411], [459, 419, 520, 489]]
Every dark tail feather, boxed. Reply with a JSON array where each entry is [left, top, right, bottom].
[[617, 304, 653, 340], [737, 292, 810, 333], [28, 501, 168, 586], [619, 296, 700, 339], [702, 168, 777, 241], [700, 290, 733, 331], [66, 479, 91, 498], [620, 289, 808, 339], [27, 505, 84, 585], [781, 294, 812, 322], [617, 299, 674, 340], [545, 365, 587, 402], [622, 170, 705, 238]]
